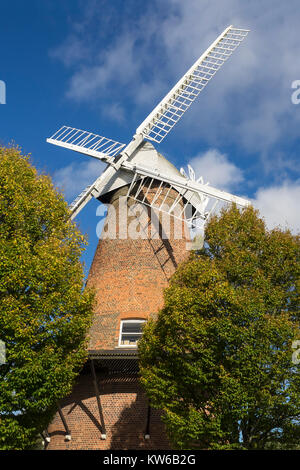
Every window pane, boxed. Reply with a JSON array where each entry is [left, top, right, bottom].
[[121, 334, 141, 345], [122, 322, 143, 334]]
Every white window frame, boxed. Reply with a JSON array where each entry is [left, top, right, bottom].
[[118, 319, 146, 348]]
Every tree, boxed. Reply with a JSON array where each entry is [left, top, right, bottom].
[[139, 205, 300, 450], [0, 146, 94, 450]]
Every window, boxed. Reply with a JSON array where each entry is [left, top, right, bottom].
[[118, 319, 145, 347]]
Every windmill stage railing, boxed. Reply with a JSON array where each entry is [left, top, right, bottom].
[[123, 160, 250, 208], [126, 173, 209, 230]]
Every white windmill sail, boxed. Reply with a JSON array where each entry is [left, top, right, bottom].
[[136, 26, 249, 143], [123, 159, 250, 228], [68, 165, 119, 220], [47, 25, 250, 221], [47, 126, 126, 163]]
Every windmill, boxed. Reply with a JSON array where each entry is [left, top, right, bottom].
[[46, 25, 250, 450], [47, 25, 250, 230]]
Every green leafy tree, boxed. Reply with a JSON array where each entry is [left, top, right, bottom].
[[139, 205, 300, 449], [0, 146, 94, 450]]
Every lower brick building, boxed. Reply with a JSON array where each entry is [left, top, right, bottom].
[[45, 358, 170, 450], [46, 172, 191, 450]]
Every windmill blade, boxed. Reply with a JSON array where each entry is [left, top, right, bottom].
[[68, 156, 131, 219], [123, 160, 250, 227], [68, 165, 113, 219], [125, 172, 207, 229], [47, 126, 126, 163], [123, 160, 250, 207], [68, 184, 94, 219], [136, 25, 249, 143]]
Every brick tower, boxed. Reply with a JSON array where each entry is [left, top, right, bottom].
[[45, 26, 250, 449], [45, 147, 191, 450]]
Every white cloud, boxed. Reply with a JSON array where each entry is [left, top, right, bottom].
[[253, 181, 300, 234], [159, 0, 300, 153], [101, 102, 126, 124], [66, 34, 139, 102], [53, 159, 105, 201], [188, 149, 244, 192], [49, 34, 89, 67], [49, 0, 300, 157], [188, 149, 299, 233]]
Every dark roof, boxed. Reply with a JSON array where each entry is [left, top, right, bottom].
[[88, 349, 138, 360], [87, 350, 139, 376]]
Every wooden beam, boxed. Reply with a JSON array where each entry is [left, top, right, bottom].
[[57, 403, 71, 441], [40, 430, 51, 446], [90, 359, 107, 439], [144, 402, 151, 439]]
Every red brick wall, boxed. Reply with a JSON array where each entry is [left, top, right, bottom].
[[87, 184, 190, 350], [46, 372, 171, 450]]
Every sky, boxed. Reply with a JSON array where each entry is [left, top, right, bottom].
[[1, 0, 300, 276]]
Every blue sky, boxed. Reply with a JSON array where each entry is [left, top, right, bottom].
[[1, 0, 300, 277]]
